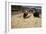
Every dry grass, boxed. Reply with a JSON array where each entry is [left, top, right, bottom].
[[11, 13, 41, 28]]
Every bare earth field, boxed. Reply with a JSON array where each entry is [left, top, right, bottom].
[[11, 13, 41, 28]]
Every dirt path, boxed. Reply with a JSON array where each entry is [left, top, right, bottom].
[[11, 13, 41, 28]]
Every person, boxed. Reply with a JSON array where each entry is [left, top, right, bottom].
[[23, 10, 28, 18]]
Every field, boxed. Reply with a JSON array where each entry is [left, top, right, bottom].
[[11, 13, 41, 28]]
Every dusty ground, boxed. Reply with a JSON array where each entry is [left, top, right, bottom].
[[11, 13, 41, 28]]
